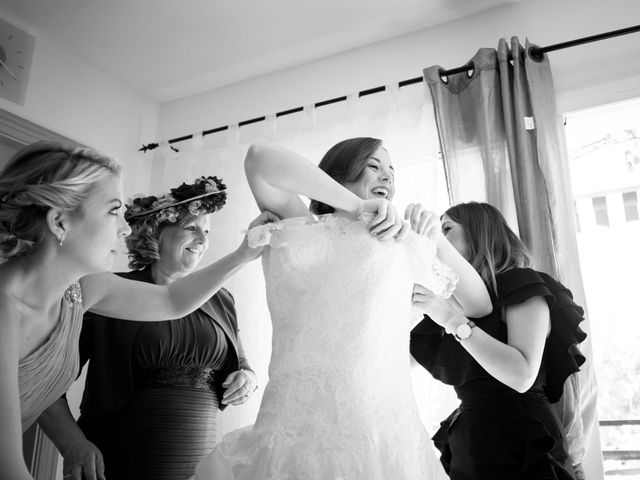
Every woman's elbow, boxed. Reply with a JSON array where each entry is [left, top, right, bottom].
[[454, 284, 492, 318], [468, 305, 492, 318], [245, 142, 271, 169], [508, 367, 538, 393], [511, 378, 535, 394], [463, 298, 493, 318]]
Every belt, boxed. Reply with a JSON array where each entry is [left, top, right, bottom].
[[133, 365, 217, 391]]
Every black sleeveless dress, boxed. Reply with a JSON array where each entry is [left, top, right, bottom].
[[76, 268, 252, 480], [410, 268, 586, 480]]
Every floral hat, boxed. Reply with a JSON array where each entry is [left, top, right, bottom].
[[125, 176, 226, 224]]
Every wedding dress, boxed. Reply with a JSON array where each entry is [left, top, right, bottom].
[[194, 214, 455, 480]]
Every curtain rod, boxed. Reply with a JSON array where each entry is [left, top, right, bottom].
[[140, 24, 640, 153]]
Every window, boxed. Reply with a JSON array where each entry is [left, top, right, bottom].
[[623, 191, 639, 222], [565, 98, 640, 478], [592, 196, 610, 226]]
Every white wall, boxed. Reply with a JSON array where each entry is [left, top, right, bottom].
[[158, 0, 640, 140], [0, 7, 159, 204]]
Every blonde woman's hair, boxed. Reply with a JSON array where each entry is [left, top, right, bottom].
[[0, 141, 121, 261]]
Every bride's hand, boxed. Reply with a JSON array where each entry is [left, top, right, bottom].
[[360, 198, 409, 241]]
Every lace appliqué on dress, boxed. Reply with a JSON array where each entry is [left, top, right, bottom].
[[246, 222, 284, 248]]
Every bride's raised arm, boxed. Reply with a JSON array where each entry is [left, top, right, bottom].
[[244, 142, 363, 220]]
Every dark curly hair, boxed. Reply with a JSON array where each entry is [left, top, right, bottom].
[[125, 214, 198, 270]]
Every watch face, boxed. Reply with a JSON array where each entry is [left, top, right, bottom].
[[456, 322, 472, 340], [0, 18, 36, 105]]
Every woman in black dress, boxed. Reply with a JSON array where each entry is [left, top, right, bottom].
[[39, 176, 264, 480], [410, 201, 586, 480]]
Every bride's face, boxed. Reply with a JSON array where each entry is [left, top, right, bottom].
[[343, 147, 395, 201]]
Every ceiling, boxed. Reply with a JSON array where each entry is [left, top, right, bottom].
[[0, 0, 522, 103]]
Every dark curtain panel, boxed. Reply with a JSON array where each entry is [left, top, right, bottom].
[[424, 37, 600, 472]]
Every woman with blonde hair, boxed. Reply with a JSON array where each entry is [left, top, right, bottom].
[[0, 141, 271, 480]]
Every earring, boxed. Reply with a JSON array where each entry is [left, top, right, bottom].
[[58, 232, 66, 247]]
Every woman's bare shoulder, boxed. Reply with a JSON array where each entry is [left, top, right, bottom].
[[0, 287, 20, 337], [0, 266, 21, 310]]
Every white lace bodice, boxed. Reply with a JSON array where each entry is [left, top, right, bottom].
[[195, 215, 451, 479]]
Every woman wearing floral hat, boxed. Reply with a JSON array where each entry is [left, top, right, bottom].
[[0, 141, 277, 480], [36, 175, 264, 480]]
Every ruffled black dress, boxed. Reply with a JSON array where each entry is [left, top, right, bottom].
[[410, 268, 586, 480]]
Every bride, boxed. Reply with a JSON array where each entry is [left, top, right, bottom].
[[194, 138, 491, 479]]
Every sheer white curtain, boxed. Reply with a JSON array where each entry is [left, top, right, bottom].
[[149, 82, 455, 435]]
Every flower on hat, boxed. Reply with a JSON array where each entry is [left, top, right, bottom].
[[204, 178, 218, 193], [156, 207, 180, 223], [188, 199, 203, 216]]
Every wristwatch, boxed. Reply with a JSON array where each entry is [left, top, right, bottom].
[[454, 320, 476, 342]]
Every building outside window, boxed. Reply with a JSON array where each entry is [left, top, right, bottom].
[[565, 97, 640, 479]]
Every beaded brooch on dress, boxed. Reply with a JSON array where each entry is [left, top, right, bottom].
[[63, 282, 83, 305]]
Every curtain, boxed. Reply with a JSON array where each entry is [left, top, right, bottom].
[[149, 82, 455, 435], [424, 48, 518, 231], [425, 37, 600, 473]]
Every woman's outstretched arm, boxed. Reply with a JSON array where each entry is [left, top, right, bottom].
[[414, 292, 550, 392], [81, 211, 276, 322]]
